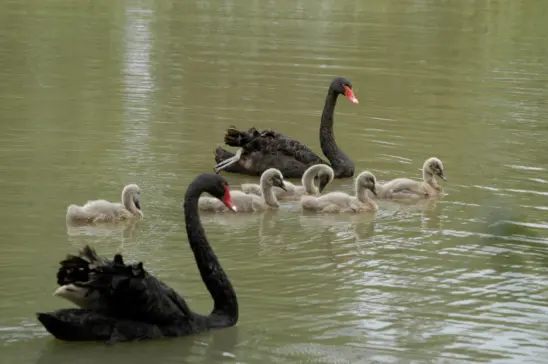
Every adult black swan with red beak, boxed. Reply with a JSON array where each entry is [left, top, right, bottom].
[[214, 77, 359, 179], [37, 174, 239, 343]]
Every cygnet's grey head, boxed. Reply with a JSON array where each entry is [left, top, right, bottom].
[[357, 171, 377, 196], [123, 184, 141, 210], [316, 166, 335, 193], [262, 168, 287, 191], [424, 157, 446, 181]]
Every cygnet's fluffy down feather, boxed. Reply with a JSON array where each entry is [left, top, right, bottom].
[[372, 157, 446, 199], [66, 184, 142, 224], [242, 164, 334, 200], [300, 171, 378, 213]]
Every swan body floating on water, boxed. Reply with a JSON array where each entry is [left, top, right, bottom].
[[242, 164, 334, 200], [66, 184, 142, 224], [373, 157, 446, 199], [37, 174, 238, 343], [300, 171, 379, 213], [214, 77, 359, 179], [199, 168, 286, 212]]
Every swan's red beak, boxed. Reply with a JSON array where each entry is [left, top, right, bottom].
[[222, 186, 237, 212], [343, 85, 359, 104]]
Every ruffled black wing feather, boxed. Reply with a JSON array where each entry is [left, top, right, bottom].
[[57, 246, 192, 325]]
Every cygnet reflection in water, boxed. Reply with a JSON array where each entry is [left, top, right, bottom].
[[66, 219, 139, 238], [34, 321, 240, 364], [299, 211, 377, 241], [66, 219, 140, 250]]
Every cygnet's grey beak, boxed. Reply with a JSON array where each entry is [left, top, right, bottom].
[[439, 172, 447, 181], [273, 178, 287, 191], [134, 199, 141, 210], [369, 186, 378, 196]]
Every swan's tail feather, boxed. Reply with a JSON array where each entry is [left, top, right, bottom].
[[57, 246, 104, 285], [56, 246, 136, 289], [57, 255, 91, 286], [223, 127, 259, 147]]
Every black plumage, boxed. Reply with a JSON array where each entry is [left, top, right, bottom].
[[214, 77, 358, 179]]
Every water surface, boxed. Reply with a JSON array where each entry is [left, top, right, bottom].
[[1, 0, 547, 363]]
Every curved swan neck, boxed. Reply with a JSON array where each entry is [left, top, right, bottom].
[[260, 178, 279, 207], [320, 89, 338, 135], [423, 169, 439, 189], [301, 166, 320, 195], [121, 188, 139, 214], [319, 89, 354, 178], [184, 179, 238, 325], [355, 181, 369, 203]]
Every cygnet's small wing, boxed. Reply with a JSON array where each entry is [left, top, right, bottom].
[[241, 183, 262, 196]]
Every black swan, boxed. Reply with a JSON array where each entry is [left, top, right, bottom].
[[37, 173, 239, 343], [214, 77, 359, 179]]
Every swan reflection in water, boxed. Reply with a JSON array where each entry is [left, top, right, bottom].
[[34, 325, 240, 364]]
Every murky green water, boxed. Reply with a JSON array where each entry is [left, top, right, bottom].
[[1, 0, 547, 362]]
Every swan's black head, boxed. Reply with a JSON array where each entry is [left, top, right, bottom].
[[198, 174, 238, 212], [330, 77, 359, 104]]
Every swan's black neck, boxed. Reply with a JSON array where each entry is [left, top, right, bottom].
[[183, 180, 238, 328], [319, 88, 354, 178]]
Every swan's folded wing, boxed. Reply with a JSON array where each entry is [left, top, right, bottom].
[[57, 246, 192, 325], [250, 132, 325, 166], [105, 268, 193, 324], [37, 308, 165, 343], [226, 127, 325, 166]]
